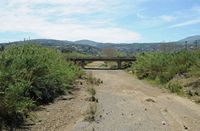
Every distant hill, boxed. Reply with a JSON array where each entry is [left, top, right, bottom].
[[73, 35, 200, 53], [179, 35, 200, 44], [0, 39, 100, 54], [75, 35, 200, 49], [75, 40, 101, 47], [1, 35, 200, 54]]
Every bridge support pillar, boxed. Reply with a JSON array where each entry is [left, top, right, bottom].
[[117, 61, 122, 69], [81, 60, 85, 68]]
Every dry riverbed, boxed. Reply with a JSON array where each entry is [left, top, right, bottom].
[[25, 68, 200, 131], [74, 70, 200, 131], [21, 79, 90, 131]]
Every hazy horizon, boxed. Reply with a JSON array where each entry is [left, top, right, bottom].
[[0, 0, 200, 43]]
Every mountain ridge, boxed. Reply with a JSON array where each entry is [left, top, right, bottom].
[[179, 35, 200, 44], [1, 35, 200, 54]]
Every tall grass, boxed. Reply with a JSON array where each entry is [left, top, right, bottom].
[[0, 44, 83, 130]]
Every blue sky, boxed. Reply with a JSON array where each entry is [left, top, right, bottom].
[[0, 0, 200, 43]]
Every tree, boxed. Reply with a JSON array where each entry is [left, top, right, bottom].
[[101, 48, 118, 57]]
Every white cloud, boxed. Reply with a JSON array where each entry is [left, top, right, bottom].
[[170, 18, 200, 28], [0, 14, 141, 42], [0, 0, 142, 42], [160, 15, 176, 22], [167, 5, 200, 28], [192, 6, 200, 13]]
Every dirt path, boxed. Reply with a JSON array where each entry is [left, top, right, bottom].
[[28, 81, 89, 131], [28, 69, 200, 131], [74, 70, 200, 131]]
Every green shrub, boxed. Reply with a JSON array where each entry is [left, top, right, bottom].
[[167, 82, 183, 95], [189, 49, 200, 77], [0, 44, 83, 129], [63, 51, 92, 58], [132, 50, 195, 84], [87, 87, 96, 97]]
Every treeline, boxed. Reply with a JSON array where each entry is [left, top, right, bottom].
[[132, 50, 200, 94], [63, 51, 93, 58], [0, 44, 83, 130]]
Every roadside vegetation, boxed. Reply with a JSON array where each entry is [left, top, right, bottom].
[[84, 72, 102, 122], [63, 51, 93, 59], [0, 44, 83, 130], [132, 49, 200, 102]]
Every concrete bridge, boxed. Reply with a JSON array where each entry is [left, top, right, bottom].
[[67, 57, 136, 69]]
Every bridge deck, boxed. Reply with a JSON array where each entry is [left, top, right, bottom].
[[67, 57, 136, 61]]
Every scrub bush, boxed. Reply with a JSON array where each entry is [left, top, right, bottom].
[[0, 44, 83, 129], [132, 50, 194, 84]]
